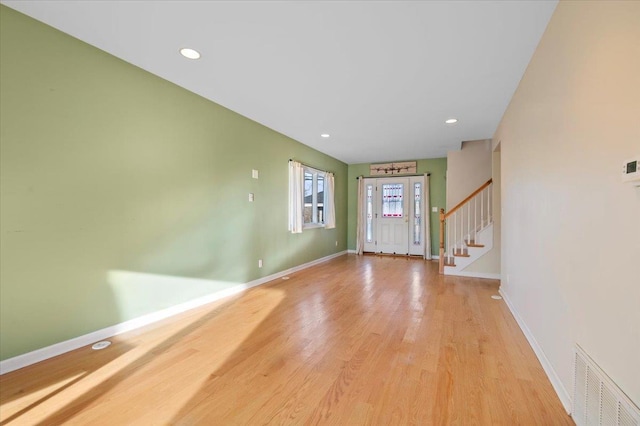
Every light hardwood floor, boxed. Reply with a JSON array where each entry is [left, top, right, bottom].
[[0, 255, 573, 425]]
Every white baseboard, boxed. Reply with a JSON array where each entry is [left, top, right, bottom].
[[349, 249, 435, 259], [445, 271, 501, 280], [0, 250, 347, 375], [499, 288, 572, 414]]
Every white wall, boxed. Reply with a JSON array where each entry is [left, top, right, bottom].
[[497, 0, 640, 407], [446, 139, 492, 210]]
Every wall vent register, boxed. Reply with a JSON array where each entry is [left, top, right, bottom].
[[573, 344, 639, 426]]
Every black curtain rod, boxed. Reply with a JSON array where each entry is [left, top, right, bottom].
[[356, 173, 430, 180], [289, 159, 333, 175]]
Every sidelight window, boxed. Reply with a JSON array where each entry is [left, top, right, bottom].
[[413, 183, 421, 245], [366, 184, 374, 242]]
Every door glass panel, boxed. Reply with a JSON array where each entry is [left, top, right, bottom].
[[413, 183, 421, 244], [366, 185, 373, 242], [382, 183, 403, 218]]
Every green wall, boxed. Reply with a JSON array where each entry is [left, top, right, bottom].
[[0, 6, 347, 360], [347, 159, 447, 254]]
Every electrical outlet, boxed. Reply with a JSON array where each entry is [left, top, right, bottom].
[[252, 169, 259, 179], [258, 259, 263, 268], [335, 240, 338, 247], [248, 193, 254, 202]]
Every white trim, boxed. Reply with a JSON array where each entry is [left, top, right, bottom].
[[302, 223, 325, 230], [0, 251, 347, 375], [499, 288, 572, 414], [348, 249, 440, 259], [446, 271, 501, 280]]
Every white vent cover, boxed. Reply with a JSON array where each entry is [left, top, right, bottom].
[[573, 345, 640, 426]]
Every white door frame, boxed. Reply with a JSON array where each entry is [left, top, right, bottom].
[[361, 176, 426, 256], [376, 177, 410, 255]]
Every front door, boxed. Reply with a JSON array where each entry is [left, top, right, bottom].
[[362, 176, 425, 256], [377, 178, 410, 254]]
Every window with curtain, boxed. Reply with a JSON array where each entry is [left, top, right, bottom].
[[289, 161, 335, 233]]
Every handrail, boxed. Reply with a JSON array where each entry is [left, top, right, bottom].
[[444, 179, 492, 219]]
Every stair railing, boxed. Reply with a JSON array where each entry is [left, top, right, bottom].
[[439, 179, 493, 274]]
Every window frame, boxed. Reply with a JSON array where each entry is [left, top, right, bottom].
[[302, 166, 325, 229]]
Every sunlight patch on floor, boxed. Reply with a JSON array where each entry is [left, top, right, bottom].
[[0, 372, 86, 422], [1, 288, 285, 424]]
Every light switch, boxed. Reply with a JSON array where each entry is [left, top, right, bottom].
[[249, 193, 254, 202], [252, 169, 259, 179], [432, 207, 438, 212]]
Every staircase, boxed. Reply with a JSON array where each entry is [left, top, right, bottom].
[[439, 179, 494, 275]]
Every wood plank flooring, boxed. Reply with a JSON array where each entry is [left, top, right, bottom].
[[0, 255, 573, 425]]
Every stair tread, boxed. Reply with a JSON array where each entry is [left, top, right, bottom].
[[453, 253, 470, 257], [466, 243, 485, 248]]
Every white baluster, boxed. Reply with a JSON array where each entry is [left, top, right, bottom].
[[461, 209, 464, 253], [467, 201, 470, 244], [453, 211, 457, 258], [481, 188, 484, 229], [459, 208, 462, 255], [447, 217, 451, 263], [444, 218, 447, 263], [488, 183, 492, 224], [474, 196, 477, 244]]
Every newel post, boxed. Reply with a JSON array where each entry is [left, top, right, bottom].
[[439, 208, 445, 274]]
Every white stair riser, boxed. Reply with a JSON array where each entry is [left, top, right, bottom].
[[444, 223, 493, 274]]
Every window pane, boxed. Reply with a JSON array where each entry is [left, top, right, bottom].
[[317, 175, 324, 203], [317, 174, 324, 223], [303, 169, 324, 225], [366, 185, 373, 242], [414, 183, 421, 245], [382, 183, 403, 218], [304, 172, 313, 223], [304, 172, 313, 198], [304, 205, 312, 223]]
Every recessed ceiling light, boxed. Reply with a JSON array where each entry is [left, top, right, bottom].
[[179, 48, 201, 60], [445, 118, 458, 124], [321, 134, 331, 138]]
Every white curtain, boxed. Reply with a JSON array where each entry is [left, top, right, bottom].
[[355, 176, 365, 255], [323, 172, 336, 229], [424, 173, 432, 260], [288, 161, 304, 234]]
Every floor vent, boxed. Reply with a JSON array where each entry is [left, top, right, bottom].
[[573, 345, 640, 426]]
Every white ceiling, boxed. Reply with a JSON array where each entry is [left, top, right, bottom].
[[2, 1, 557, 164]]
